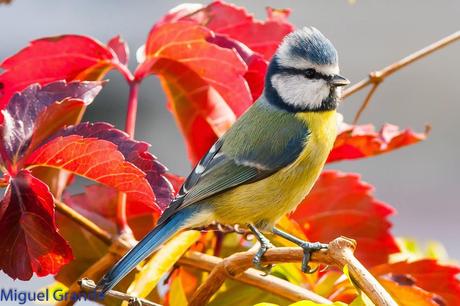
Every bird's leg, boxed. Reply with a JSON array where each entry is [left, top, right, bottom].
[[272, 227, 328, 273], [248, 224, 274, 274]]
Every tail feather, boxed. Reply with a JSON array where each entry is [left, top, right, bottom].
[[96, 208, 193, 294]]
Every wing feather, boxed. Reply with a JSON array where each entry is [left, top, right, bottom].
[[158, 100, 309, 224]]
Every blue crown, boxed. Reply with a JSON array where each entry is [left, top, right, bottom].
[[283, 27, 338, 65]]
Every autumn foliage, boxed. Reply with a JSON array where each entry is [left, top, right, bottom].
[[0, 1, 458, 305]]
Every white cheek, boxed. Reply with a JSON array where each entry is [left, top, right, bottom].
[[271, 75, 330, 109]]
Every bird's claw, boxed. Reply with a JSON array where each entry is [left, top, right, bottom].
[[300, 242, 328, 274], [252, 240, 274, 275]]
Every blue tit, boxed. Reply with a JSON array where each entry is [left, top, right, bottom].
[[97, 27, 350, 293]]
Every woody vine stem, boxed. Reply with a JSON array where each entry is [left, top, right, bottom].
[[53, 31, 460, 305]]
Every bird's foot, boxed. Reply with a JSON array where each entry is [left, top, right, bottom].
[[299, 241, 328, 273], [252, 237, 274, 275]]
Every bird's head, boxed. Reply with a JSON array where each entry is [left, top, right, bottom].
[[265, 27, 349, 112]]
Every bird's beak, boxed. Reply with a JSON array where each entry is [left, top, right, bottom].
[[330, 74, 350, 87]]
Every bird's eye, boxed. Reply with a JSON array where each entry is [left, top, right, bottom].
[[304, 68, 316, 78]]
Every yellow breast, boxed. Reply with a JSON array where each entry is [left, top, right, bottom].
[[209, 110, 337, 229]]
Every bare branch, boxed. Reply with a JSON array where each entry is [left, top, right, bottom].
[[54, 199, 112, 245], [187, 237, 397, 306], [352, 82, 380, 124], [343, 31, 459, 99], [342, 31, 460, 120]]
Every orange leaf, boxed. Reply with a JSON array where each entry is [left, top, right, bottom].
[[372, 259, 460, 305]]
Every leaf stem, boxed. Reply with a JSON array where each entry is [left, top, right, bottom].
[[114, 62, 135, 84], [116, 192, 131, 235], [125, 80, 140, 138], [117, 76, 141, 234]]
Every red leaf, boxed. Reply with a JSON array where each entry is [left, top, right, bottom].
[[0, 34, 123, 108], [63, 184, 158, 238], [328, 123, 428, 163], [48, 122, 175, 211], [24, 135, 157, 212], [290, 171, 399, 267], [0, 170, 72, 280], [136, 21, 254, 164], [372, 260, 460, 305], [161, 1, 294, 60], [164, 172, 185, 194], [107, 35, 129, 66], [208, 34, 268, 100], [0, 81, 103, 165], [141, 1, 292, 163]]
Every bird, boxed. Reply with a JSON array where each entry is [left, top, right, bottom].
[[97, 27, 350, 293]]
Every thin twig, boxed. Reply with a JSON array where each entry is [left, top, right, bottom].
[[352, 82, 380, 124], [54, 199, 112, 245], [342, 31, 460, 121], [179, 251, 332, 304], [79, 278, 161, 306], [343, 31, 459, 99], [188, 237, 397, 306]]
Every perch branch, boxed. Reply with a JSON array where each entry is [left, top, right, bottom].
[[179, 251, 332, 304], [57, 197, 395, 305], [79, 278, 161, 306], [187, 237, 397, 306], [342, 31, 460, 122], [54, 199, 112, 245]]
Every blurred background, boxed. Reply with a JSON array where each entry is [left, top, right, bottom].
[[0, 0, 459, 304]]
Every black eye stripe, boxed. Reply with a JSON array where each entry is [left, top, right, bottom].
[[279, 67, 332, 81]]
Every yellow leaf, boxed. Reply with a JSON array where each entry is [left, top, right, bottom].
[[169, 276, 188, 306], [425, 240, 448, 260], [378, 279, 437, 306], [289, 300, 347, 306], [349, 295, 373, 306], [124, 230, 201, 302]]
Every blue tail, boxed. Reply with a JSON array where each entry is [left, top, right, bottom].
[[96, 208, 194, 294]]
